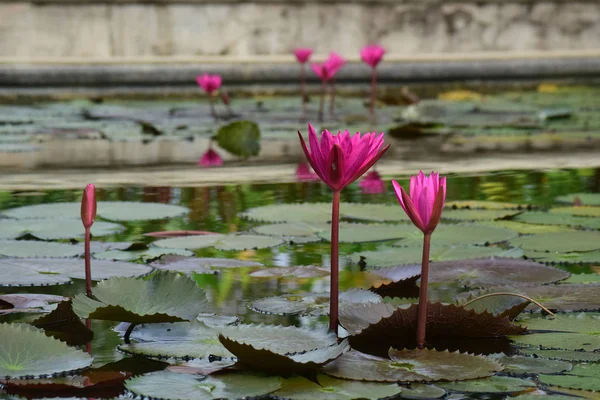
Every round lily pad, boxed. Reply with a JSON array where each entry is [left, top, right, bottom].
[[0, 323, 93, 378], [550, 206, 600, 217], [555, 193, 600, 206], [493, 284, 600, 312], [489, 354, 571, 374], [0, 240, 82, 258], [514, 212, 600, 229], [401, 384, 446, 399], [93, 247, 193, 262], [539, 373, 600, 392], [252, 222, 329, 237], [1, 201, 189, 221], [437, 376, 535, 393], [562, 273, 600, 284], [479, 220, 575, 235], [509, 231, 600, 253], [150, 256, 263, 274], [525, 249, 600, 264], [125, 370, 282, 400], [322, 349, 502, 382], [0, 218, 124, 240], [242, 203, 330, 223], [152, 234, 284, 251], [445, 200, 526, 210], [319, 223, 416, 243], [394, 224, 518, 247], [519, 348, 600, 362], [0, 293, 67, 315], [249, 266, 329, 279], [441, 209, 521, 221], [274, 375, 402, 400], [338, 203, 409, 222]]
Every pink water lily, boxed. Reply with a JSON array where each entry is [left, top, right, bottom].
[[298, 124, 389, 192], [198, 148, 223, 167], [360, 45, 386, 68], [325, 52, 346, 77], [311, 63, 332, 82], [359, 170, 386, 194], [196, 74, 222, 95], [80, 183, 96, 296], [294, 48, 313, 64]]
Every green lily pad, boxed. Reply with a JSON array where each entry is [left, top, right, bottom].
[[562, 273, 600, 284], [125, 370, 281, 400], [496, 284, 600, 312], [400, 384, 446, 399], [550, 206, 600, 217], [72, 271, 207, 324], [0, 293, 66, 315], [525, 249, 600, 264], [150, 255, 263, 274], [0, 323, 93, 378], [219, 334, 349, 376], [489, 354, 571, 374], [252, 222, 329, 237], [319, 223, 416, 243], [441, 209, 521, 221], [479, 220, 575, 234], [250, 289, 382, 316], [338, 203, 409, 222], [353, 246, 522, 268], [509, 231, 600, 252], [514, 212, 600, 229], [0, 219, 124, 240], [437, 376, 535, 393], [462, 294, 530, 320], [152, 234, 283, 251], [394, 224, 518, 247], [1, 201, 189, 221], [539, 373, 600, 392], [445, 200, 527, 210], [214, 120, 260, 157], [519, 348, 600, 362], [555, 193, 600, 206], [93, 247, 193, 261], [274, 375, 402, 400], [249, 266, 329, 279], [322, 349, 502, 382], [0, 240, 82, 258]]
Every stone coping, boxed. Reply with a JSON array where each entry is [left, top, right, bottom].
[[0, 0, 595, 3]]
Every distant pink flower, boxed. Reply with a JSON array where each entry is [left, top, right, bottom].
[[81, 184, 96, 229], [359, 170, 386, 194], [392, 171, 446, 234], [196, 74, 222, 95], [311, 63, 332, 82], [297, 124, 389, 192], [296, 162, 319, 182], [198, 148, 223, 167], [294, 48, 313, 64], [325, 52, 346, 77], [360, 45, 386, 68]]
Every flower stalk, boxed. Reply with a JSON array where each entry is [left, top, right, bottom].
[[416, 232, 431, 349], [330, 190, 341, 333]]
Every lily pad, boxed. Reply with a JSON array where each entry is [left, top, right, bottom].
[[555, 193, 600, 206], [250, 289, 382, 316], [1, 202, 189, 221], [513, 212, 600, 229], [462, 295, 530, 320], [252, 222, 329, 237], [539, 370, 600, 392], [150, 255, 263, 274], [394, 224, 517, 247], [519, 348, 600, 362], [0, 323, 93, 378], [509, 231, 600, 252], [274, 375, 402, 400], [437, 376, 535, 393], [214, 120, 260, 157], [93, 247, 193, 262], [0, 219, 124, 240], [489, 354, 571, 374], [72, 271, 207, 324], [441, 209, 521, 221], [249, 266, 329, 279], [125, 370, 281, 400], [353, 246, 522, 268], [152, 234, 283, 251], [319, 223, 416, 243], [550, 206, 600, 217], [525, 249, 600, 264], [445, 200, 527, 210], [562, 273, 600, 284], [322, 349, 502, 382], [338, 203, 409, 222], [479, 220, 575, 234], [0, 240, 82, 258], [400, 384, 446, 399], [167, 358, 236, 375], [0, 294, 66, 315]]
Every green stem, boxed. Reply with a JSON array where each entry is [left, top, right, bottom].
[[416, 233, 431, 349], [300, 63, 306, 117], [84, 228, 92, 297], [330, 190, 341, 334], [329, 78, 336, 116], [319, 81, 325, 122], [370, 67, 377, 117]]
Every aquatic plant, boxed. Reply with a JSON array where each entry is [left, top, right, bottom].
[[359, 170, 385, 194], [360, 45, 386, 117], [80, 183, 96, 296], [295, 162, 319, 181], [197, 146, 223, 167], [324, 52, 346, 117], [298, 124, 389, 333], [294, 48, 313, 116], [195, 73, 222, 118], [392, 171, 446, 348]]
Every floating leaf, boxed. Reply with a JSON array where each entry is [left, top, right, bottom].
[[0, 218, 124, 240], [353, 246, 521, 268], [319, 223, 415, 243], [509, 231, 600, 252], [252, 222, 329, 237], [441, 209, 521, 221], [401, 384, 446, 399], [322, 349, 501, 382], [479, 220, 575, 234], [445, 200, 527, 210], [274, 375, 402, 400], [249, 266, 329, 279], [73, 271, 207, 324], [150, 255, 263, 274], [462, 295, 530, 320], [550, 206, 600, 217], [555, 193, 600, 206], [1, 201, 189, 221], [32, 300, 94, 346], [338, 203, 409, 222], [250, 289, 382, 316], [0, 294, 66, 315], [167, 358, 236, 375], [93, 247, 193, 262], [125, 370, 281, 400], [514, 212, 600, 229], [144, 230, 218, 238], [437, 376, 535, 393], [519, 348, 600, 362], [214, 120, 260, 157], [0, 323, 93, 378], [196, 314, 240, 328], [562, 273, 600, 284], [525, 249, 600, 264], [368, 264, 421, 298], [393, 224, 517, 247], [539, 368, 600, 391], [153, 234, 283, 251], [489, 354, 571, 374], [0, 240, 82, 258]]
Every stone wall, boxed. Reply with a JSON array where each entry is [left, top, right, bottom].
[[0, 1, 599, 59]]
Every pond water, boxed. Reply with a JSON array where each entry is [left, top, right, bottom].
[[1, 167, 600, 399]]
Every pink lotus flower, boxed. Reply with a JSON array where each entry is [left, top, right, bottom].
[[325, 52, 346, 77], [298, 124, 389, 192], [311, 63, 332, 82], [198, 148, 223, 167], [360, 45, 386, 68], [81, 184, 96, 229], [196, 74, 222, 95], [296, 162, 319, 182], [294, 48, 313, 64], [392, 171, 446, 234], [359, 170, 386, 194]]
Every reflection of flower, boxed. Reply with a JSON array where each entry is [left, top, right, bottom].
[[295, 162, 319, 182], [198, 148, 223, 167], [359, 170, 386, 194], [294, 48, 313, 64], [196, 74, 222, 95]]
